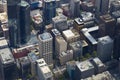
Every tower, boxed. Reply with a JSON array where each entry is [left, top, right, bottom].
[[18, 0, 31, 44], [97, 36, 113, 62], [38, 32, 53, 65], [70, 0, 80, 18], [43, 0, 56, 25], [95, 0, 109, 16]]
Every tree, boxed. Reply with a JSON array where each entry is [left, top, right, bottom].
[[85, 53, 91, 59], [92, 51, 97, 58]]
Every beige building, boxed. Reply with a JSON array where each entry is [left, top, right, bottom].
[[62, 29, 80, 43], [55, 36, 67, 58]]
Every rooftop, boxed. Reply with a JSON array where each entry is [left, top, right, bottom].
[[51, 29, 61, 36], [44, 0, 55, 2], [28, 52, 37, 62], [0, 12, 8, 23], [81, 28, 98, 45], [63, 30, 75, 38], [39, 32, 52, 40], [19, 56, 30, 66], [81, 12, 94, 22], [41, 65, 53, 78], [60, 50, 73, 57], [81, 40, 88, 47], [82, 71, 113, 80], [93, 58, 104, 67], [52, 15, 67, 23], [74, 18, 84, 25], [18, 0, 29, 7], [76, 60, 94, 72], [87, 26, 99, 32], [98, 36, 113, 45], [70, 41, 82, 49], [36, 58, 47, 67], [100, 14, 115, 23], [0, 37, 8, 48], [0, 48, 15, 65]]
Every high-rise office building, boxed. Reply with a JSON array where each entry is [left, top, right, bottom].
[[100, 14, 116, 38], [7, 0, 21, 47], [97, 36, 113, 62], [43, 0, 56, 25], [8, 0, 31, 47], [70, 0, 80, 18], [95, 0, 109, 16], [38, 32, 53, 64], [7, 0, 21, 19], [18, 0, 31, 44], [113, 33, 120, 60], [9, 19, 20, 47], [110, 0, 120, 13]]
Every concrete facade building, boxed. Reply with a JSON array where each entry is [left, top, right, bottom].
[[43, 0, 56, 25], [62, 29, 80, 43], [91, 57, 106, 74], [0, 38, 15, 80], [36, 58, 53, 80], [97, 36, 113, 62], [55, 36, 67, 58], [70, 0, 80, 18], [73, 18, 84, 31], [28, 52, 38, 76], [95, 0, 109, 15], [38, 32, 53, 64], [69, 41, 82, 60], [75, 60, 94, 80], [52, 15, 68, 32], [59, 50, 73, 65], [100, 14, 116, 38]]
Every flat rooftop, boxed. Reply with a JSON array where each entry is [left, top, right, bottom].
[[39, 32, 52, 40], [0, 48, 15, 65], [0, 37, 8, 48], [0, 12, 8, 23], [28, 52, 37, 62], [52, 15, 67, 23], [74, 18, 84, 25], [93, 58, 104, 67], [76, 60, 94, 72], [63, 30, 75, 38], [98, 36, 113, 45], [36, 58, 47, 67], [81, 28, 98, 45]]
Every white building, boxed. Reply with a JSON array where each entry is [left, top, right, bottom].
[[38, 32, 53, 64], [36, 58, 53, 80]]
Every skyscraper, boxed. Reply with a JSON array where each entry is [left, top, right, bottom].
[[18, 0, 31, 44], [8, 0, 31, 47], [7, 0, 21, 47], [7, 0, 21, 19], [97, 36, 113, 62], [70, 0, 80, 18], [38, 32, 53, 64], [95, 0, 109, 16], [43, 0, 56, 25], [113, 33, 120, 60], [9, 19, 20, 47]]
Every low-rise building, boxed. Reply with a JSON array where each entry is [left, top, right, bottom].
[[75, 60, 94, 80], [36, 58, 53, 80], [59, 50, 73, 65], [62, 29, 80, 43]]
